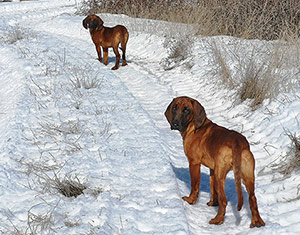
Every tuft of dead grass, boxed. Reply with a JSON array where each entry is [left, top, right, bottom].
[[52, 175, 87, 198], [35, 171, 87, 198], [0, 27, 29, 44], [258, 131, 300, 179], [280, 132, 300, 176]]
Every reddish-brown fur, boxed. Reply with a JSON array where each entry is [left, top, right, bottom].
[[165, 96, 265, 228], [83, 14, 129, 70]]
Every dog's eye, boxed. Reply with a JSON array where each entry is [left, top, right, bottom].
[[182, 107, 190, 114], [172, 104, 177, 111]]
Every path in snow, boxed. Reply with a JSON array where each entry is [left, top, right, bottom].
[[1, 1, 300, 234]]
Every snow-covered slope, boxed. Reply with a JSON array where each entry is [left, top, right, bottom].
[[0, 0, 299, 234]]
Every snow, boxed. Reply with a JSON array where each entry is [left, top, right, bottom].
[[0, 0, 300, 234]]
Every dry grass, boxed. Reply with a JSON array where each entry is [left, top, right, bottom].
[[208, 40, 234, 87], [279, 132, 300, 176], [238, 56, 274, 108], [207, 37, 299, 109], [52, 175, 87, 198], [67, 65, 102, 89], [77, 0, 300, 41], [0, 27, 29, 44], [258, 131, 300, 180]]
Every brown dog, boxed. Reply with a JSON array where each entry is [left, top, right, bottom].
[[83, 14, 129, 70], [165, 96, 265, 228]]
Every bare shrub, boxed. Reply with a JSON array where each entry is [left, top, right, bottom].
[[77, 0, 300, 41], [194, 0, 300, 40], [77, 0, 196, 24]]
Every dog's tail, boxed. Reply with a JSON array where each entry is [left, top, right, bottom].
[[232, 139, 244, 211]]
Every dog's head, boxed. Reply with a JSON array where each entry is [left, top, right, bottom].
[[164, 96, 206, 132], [83, 14, 104, 31]]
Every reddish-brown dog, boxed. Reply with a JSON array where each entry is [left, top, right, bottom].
[[165, 96, 265, 228], [83, 14, 129, 70]]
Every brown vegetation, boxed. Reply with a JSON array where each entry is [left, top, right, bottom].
[[78, 0, 300, 41]]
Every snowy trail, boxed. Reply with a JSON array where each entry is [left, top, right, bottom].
[[1, 1, 300, 234], [111, 36, 259, 234], [1, 2, 190, 234]]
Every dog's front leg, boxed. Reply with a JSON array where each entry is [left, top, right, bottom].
[[183, 163, 200, 204], [95, 43, 103, 63]]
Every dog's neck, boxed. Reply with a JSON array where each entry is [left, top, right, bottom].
[[180, 119, 211, 140], [89, 26, 103, 34], [180, 123, 195, 140]]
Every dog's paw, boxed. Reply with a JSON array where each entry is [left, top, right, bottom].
[[207, 200, 219, 207], [111, 66, 119, 70], [250, 216, 265, 228], [182, 196, 197, 205], [209, 216, 224, 225]]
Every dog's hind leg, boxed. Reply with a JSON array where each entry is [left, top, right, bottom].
[[121, 46, 127, 66], [233, 145, 244, 211], [121, 31, 128, 66], [209, 164, 230, 225], [241, 151, 265, 228]]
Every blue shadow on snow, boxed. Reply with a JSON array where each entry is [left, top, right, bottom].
[[171, 164, 252, 225]]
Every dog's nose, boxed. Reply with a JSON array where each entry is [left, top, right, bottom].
[[171, 121, 179, 130]]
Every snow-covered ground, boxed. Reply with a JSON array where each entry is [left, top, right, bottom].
[[0, 0, 300, 234]]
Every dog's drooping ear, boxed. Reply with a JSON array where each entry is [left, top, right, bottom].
[[95, 16, 104, 30], [192, 100, 206, 130], [164, 99, 174, 125], [82, 16, 89, 29]]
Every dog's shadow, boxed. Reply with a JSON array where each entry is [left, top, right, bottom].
[[95, 57, 129, 67], [172, 164, 252, 225]]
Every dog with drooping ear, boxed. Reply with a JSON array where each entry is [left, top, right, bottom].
[[165, 96, 265, 228], [83, 14, 129, 70]]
